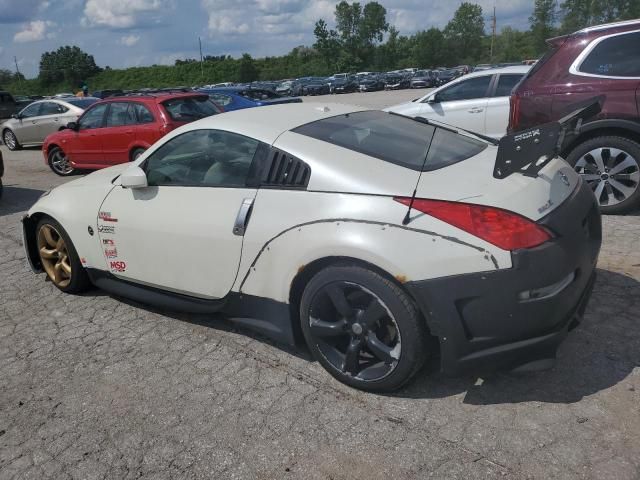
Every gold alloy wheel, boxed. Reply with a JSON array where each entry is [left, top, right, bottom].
[[37, 224, 72, 288]]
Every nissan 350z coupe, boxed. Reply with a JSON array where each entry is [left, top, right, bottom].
[[22, 103, 602, 391]]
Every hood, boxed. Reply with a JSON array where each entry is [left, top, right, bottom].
[[56, 164, 129, 190]]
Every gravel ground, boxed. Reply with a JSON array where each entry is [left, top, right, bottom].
[[1, 90, 639, 480]]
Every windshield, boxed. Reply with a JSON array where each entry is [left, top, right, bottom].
[[162, 96, 220, 122]]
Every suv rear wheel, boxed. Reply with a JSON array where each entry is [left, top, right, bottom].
[[566, 136, 640, 215]]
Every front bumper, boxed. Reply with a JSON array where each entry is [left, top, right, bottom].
[[406, 180, 602, 375]]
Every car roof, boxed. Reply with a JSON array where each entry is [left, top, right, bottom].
[[463, 65, 530, 77], [103, 91, 208, 103], [172, 103, 366, 144]]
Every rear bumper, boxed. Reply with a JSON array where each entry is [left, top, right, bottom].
[[406, 180, 602, 375]]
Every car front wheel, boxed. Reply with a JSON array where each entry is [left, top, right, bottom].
[[567, 136, 640, 214], [36, 217, 91, 293], [300, 265, 428, 392], [47, 147, 75, 176]]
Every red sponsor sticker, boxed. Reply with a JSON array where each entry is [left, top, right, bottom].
[[99, 211, 118, 222], [102, 238, 115, 245], [104, 248, 118, 259], [109, 260, 126, 273]]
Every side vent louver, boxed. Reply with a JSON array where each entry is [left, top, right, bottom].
[[262, 149, 310, 188]]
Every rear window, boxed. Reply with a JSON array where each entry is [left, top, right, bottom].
[[240, 89, 278, 101], [162, 96, 220, 122], [292, 110, 487, 171]]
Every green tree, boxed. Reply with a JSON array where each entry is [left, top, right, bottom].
[[411, 28, 447, 68], [529, 0, 557, 54], [560, 0, 639, 33], [444, 3, 485, 64], [39, 45, 101, 87], [237, 53, 258, 82], [314, 1, 388, 70]]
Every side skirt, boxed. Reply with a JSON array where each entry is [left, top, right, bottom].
[[86, 268, 296, 345]]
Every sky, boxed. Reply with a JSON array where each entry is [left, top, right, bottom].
[[0, 0, 534, 78]]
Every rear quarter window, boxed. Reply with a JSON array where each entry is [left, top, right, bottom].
[[578, 31, 640, 77], [292, 110, 487, 171]]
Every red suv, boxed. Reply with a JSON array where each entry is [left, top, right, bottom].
[[509, 19, 640, 214], [43, 91, 222, 176]]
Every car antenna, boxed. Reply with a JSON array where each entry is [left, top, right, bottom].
[[401, 117, 437, 225]]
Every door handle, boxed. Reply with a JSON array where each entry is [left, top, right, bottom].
[[233, 198, 254, 236], [125, 130, 134, 134], [468, 107, 484, 113]]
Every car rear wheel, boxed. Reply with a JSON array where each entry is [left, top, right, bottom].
[[3, 129, 21, 151], [47, 147, 75, 176], [36, 217, 91, 293], [130, 148, 146, 161], [567, 136, 640, 215], [300, 265, 428, 392]]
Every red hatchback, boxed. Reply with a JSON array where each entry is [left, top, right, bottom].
[[509, 19, 640, 214], [43, 92, 222, 176]]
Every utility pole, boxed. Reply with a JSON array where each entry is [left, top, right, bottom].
[[489, 6, 496, 62], [199, 37, 204, 81], [14, 56, 22, 84]]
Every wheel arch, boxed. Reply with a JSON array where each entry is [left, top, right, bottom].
[[561, 120, 640, 157], [22, 211, 51, 272]]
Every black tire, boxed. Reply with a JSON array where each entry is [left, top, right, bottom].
[[3, 129, 21, 151], [130, 148, 146, 161], [300, 264, 428, 392], [47, 147, 75, 176], [0, 178, 3, 199], [36, 216, 91, 294], [566, 136, 640, 215]]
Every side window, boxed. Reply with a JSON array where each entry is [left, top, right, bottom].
[[106, 102, 136, 127], [434, 75, 492, 102], [493, 74, 524, 97], [579, 32, 640, 77], [209, 94, 232, 106], [144, 129, 259, 187], [78, 104, 108, 129], [20, 103, 41, 118], [39, 102, 67, 115], [132, 103, 154, 123]]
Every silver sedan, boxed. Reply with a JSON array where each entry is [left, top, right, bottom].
[[1, 97, 99, 151]]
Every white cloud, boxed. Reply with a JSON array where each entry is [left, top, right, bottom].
[[120, 34, 141, 46], [13, 20, 54, 42], [83, 0, 166, 29]]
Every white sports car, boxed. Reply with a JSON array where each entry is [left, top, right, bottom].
[[23, 103, 601, 391]]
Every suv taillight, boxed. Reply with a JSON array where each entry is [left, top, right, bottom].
[[508, 93, 521, 133], [394, 197, 552, 251]]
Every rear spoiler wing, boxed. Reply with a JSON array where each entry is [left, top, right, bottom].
[[493, 95, 604, 179]]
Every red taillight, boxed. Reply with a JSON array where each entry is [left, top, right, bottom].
[[394, 197, 552, 251], [508, 93, 520, 132]]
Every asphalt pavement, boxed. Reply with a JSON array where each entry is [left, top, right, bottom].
[[1, 90, 639, 479]]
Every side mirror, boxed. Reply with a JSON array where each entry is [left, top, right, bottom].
[[120, 165, 148, 189], [11, 113, 20, 119], [66, 121, 78, 131], [427, 95, 439, 104]]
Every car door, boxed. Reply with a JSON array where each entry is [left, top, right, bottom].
[[97, 128, 262, 298], [484, 73, 526, 138], [68, 103, 108, 165], [100, 102, 137, 164], [33, 101, 67, 142], [12, 102, 42, 144], [420, 75, 493, 133]]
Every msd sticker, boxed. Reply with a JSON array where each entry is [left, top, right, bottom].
[[109, 260, 126, 273], [104, 248, 118, 259], [99, 211, 118, 222]]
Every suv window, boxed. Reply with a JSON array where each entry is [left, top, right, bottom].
[[78, 103, 108, 129], [579, 31, 640, 77], [493, 74, 524, 97], [434, 75, 492, 102], [292, 110, 486, 171], [20, 103, 41, 118], [145, 129, 259, 187], [132, 103, 154, 123], [162, 96, 220, 122], [39, 102, 67, 115], [106, 102, 136, 127]]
